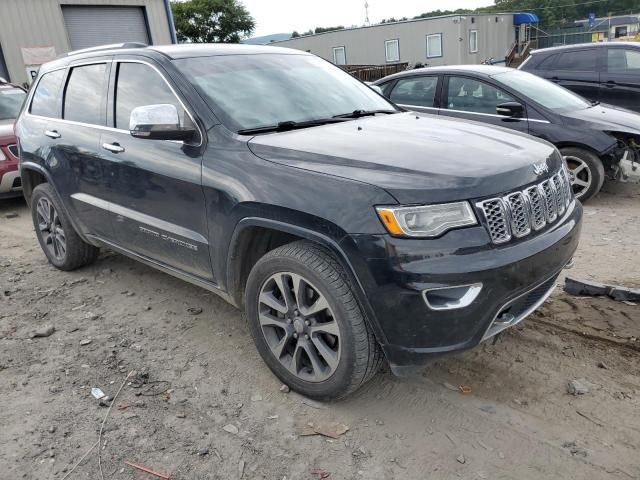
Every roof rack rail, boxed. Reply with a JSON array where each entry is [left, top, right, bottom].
[[66, 42, 148, 57]]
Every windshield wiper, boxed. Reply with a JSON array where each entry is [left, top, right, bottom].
[[237, 118, 347, 135], [590, 100, 601, 107], [332, 109, 399, 119]]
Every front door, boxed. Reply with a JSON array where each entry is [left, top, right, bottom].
[[601, 47, 640, 112], [440, 75, 529, 134], [100, 60, 212, 280]]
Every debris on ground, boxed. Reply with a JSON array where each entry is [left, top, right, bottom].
[[456, 454, 466, 464], [567, 379, 591, 396], [223, 424, 239, 435], [279, 384, 290, 393], [564, 276, 640, 303], [124, 460, 170, 480], [30, 325, 55, 338], [300, 421, 349, 439], [187, 307, 203, 315], [91, 387, 106, 400], [4, 211, 18, 219], [79, 338, 92, 346]]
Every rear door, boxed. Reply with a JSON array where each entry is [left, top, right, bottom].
[[100, 59, 212, 280], [546, 48, 602, 103], [600, 46, 640, 112], [440, 75, 529, 134], [53, 59, 115, 240], [386, 75, 441, 114]]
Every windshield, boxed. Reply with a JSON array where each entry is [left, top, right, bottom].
[[174, 54, 395, 131], [0, 86, 27, 120], [493, 70, 591, 112]]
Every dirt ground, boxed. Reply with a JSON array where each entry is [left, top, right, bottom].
[[1, 181, 639, 480]]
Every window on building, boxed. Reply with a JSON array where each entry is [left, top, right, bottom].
[[63, 64, 106, 125], [614, 26, 628, 38], [389, 76, 438, 107], [30, 69, 65, 118], [333, 46, 346, 65], [446, 76, 516, 114], [556, 50, 596, 72], [114, 62, 186, 130], [608, 48, 640, 73], [385, 39, 400, 63], [469, 30, 478, 53], [426, 34, 442, 58]]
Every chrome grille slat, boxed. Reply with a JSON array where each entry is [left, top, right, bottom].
[[477, 169, 573, 245]]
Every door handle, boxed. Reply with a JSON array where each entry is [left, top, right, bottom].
[[102, 143, 125, 153], [605, 81, 617, 88], [44, 130, 61, 139]]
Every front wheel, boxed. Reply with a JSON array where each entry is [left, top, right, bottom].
[[561, 147, 605, 203], [245, 241, 382, 400]]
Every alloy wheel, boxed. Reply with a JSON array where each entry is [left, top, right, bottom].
[[258, 272, 341, 382], [36, 197, 66, 261], [564, 155, 591, 200]]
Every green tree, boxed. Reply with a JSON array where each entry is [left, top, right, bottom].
[[171, 0, 255, 43]]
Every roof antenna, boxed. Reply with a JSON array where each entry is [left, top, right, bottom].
[[364, 1, 370, 25]]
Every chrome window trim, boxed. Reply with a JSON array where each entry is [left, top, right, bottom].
[[23, 58, 204, 147], [442, 107, 551, 123]]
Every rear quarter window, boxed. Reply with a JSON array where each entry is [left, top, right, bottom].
[[30, 70, 65, 118]]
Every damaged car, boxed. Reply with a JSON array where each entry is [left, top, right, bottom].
[[375, 66, 640, 201]]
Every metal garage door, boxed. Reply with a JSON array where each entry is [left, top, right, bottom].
[[62, 6, 150, 51]]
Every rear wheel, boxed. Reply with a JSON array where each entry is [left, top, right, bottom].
[[30, 184, 99, 270], [245, 241, 382, 400], [561, 147, 604, 203]]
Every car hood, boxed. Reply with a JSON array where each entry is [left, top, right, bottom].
[[248, 112, 561, 204], [0, 119, 16, 145], [562, 104, 640, 135]]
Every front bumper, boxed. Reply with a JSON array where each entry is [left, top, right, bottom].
[[0, 167, 21, 196], [342, 199, 582, 374]]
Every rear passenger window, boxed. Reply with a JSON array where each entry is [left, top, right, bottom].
[[30, 70, 65, 118], [536, 54, 558, 70], [389, 77, 438, 107], [557, 50, 596, 72], [446, 76, 515, 114], [64, 64, 107, 125], [114, 62, 186, 130]]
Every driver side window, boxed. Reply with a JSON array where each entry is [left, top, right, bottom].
[[446, 76, 515, 114], [114, 62, 187, 130]]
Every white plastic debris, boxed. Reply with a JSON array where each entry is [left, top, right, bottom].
[[91, 387, 106, 400]]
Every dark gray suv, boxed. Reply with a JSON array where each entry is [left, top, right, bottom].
[[15, 44, 582, 399]]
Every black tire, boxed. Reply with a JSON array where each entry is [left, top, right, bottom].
[[245, 241, 383, 400], [560, 147, 605, 203], [30, 183, 99, 271]]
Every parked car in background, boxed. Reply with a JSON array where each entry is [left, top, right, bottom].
[[16, 44, 581, 399], [0, 80, 27, 198], [519, 42, 640, 113], [374, 65, 640, 201]]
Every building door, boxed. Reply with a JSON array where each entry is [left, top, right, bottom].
[[62, 6, 150, 50]]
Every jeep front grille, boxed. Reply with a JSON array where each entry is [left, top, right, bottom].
[[477, 169, 573, 245]]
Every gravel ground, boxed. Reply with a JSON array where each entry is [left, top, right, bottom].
[[1, 181, 638, 480]]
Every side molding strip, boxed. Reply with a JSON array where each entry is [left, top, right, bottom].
[[71, 192, 209, 245]]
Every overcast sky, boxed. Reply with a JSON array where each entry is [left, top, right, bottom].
[[241, 0, 495, 37]]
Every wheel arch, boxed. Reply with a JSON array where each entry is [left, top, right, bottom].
[[20, 162, 52, 206], [226, 217, 387, 345]]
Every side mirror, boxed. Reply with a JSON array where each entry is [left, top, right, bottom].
[[496, 102, 524, 119], [129, 104, 195, 141]]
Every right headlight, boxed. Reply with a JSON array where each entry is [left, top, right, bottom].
[[376, 202, 477, 238]]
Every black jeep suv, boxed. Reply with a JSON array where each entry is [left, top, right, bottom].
[[15, 44, 582, 399]]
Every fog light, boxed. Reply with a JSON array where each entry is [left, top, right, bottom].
[[423, 283, 482, 311]]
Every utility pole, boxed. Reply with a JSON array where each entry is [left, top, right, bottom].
[[364, 1, 370, 26]]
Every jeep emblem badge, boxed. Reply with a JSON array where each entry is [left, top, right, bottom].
[[533, 161, 549, 176]]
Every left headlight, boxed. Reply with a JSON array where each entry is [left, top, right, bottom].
[[376, 202, 477, 238]]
